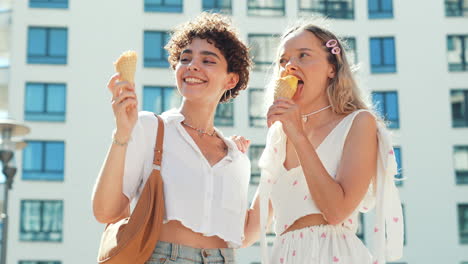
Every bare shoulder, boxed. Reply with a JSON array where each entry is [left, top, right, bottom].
[[350, 111, 377, 134], [344, 111, 378, 147]]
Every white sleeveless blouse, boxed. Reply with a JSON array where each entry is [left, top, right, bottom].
[[270, 111, 363, 235], [258, 110, 404, 264]]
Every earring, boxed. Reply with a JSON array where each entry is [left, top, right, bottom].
[[223, 89, 232, 103]]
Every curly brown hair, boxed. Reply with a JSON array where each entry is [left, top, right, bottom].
[[165, 12, 252, 103]]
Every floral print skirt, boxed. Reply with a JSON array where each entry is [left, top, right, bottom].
[[270, 225, 372, 264]]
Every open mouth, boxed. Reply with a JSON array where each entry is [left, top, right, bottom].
[[183, 77, 207, 84], [293, 79, 304, 100]]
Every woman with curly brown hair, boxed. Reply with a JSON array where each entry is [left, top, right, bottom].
[[92, 13, 252, 264]]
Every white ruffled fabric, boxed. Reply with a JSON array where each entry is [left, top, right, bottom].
[[258, 115, 404, 264], [270, 225, 372, 264]]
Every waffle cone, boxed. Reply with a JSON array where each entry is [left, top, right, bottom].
[[114, 51, 137, 83], [274, 75, 299, 99]]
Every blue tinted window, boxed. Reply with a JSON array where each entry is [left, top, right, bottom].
[[22, 141, 65, 181], [249, 88, 266, 127], [385, 92, 398, 121], [248, 0, 285, 16], [27, 27, 67, 64], [144, 31, 170, 68], [445, 0, 468, 17], [447, 35, 468, 71], [144, 0, 183, 12], [203, 0, 232, 13], [215, 102, 234, 127], [143, 86, 180, 113], [248, 34, 280, 71], [451, 90, 468, 127], [30, 0, 68, 8], [249, 145, 265, 184], [20, 200, 63, 242], [25, 83, 66, 121], [368, 0, 393, 18], [372, 91, 399, 128], [458, 204, 468, 244], [394, 147, 403, 185], [454, 145, 468, 184], [370, 37, 396, 73], [298, 0, 354, 19]]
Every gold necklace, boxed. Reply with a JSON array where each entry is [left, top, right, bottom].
[[181, 121, 216, 137]]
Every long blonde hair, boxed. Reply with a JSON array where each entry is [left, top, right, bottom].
[[266, 20, 374, 116]]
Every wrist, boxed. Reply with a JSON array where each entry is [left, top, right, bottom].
[[112, 130, 130, 146], [290, 132, 309, 146]]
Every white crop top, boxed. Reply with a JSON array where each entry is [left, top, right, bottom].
[[258, 110, 404, 264], [123, 110, 251, 248]]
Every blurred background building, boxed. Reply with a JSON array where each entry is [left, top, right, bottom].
[[1, 0, 467, 263]]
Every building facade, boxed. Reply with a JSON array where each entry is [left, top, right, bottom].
[[2, 0, 468, 263]]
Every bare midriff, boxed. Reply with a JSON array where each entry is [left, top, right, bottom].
[[281, 213, 328, 236], [159, 220, 228, 249]]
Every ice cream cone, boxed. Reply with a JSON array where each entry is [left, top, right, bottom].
[[274, 75, 299, 100], [114, 51, 137, 83]]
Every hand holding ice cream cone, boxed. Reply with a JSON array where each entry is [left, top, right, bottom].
[[107, 51, 139, 143]]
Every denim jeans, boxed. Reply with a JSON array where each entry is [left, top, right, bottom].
[[146, 241, 236, 264]]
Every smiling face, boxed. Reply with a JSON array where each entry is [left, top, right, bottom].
[[278, 30, 336, 107], [175, 38, 239, 105]]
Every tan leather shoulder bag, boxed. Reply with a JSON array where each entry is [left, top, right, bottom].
[[97, 114, 165, 264]]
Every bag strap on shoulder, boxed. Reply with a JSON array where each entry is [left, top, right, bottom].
[[153, 115, 164, 166]]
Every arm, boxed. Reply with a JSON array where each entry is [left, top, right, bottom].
[[292, 112, 377, 225], [92, 74, 138, 224], [242, 188, 274, 248], [231, 135, 275, 247], [268, 99, 377, 225]]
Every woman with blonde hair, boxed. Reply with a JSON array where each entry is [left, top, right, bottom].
[[238, 21, 404, 264]]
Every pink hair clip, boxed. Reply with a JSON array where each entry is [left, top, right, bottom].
[[325, 39, 341, 55]]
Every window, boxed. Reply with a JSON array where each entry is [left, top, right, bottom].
[[19, 261, 61, 264], [343, 37, 357, 64], [144, 0, 182, 12], [249, 145, 265, 184], [446, 0, 468, 16], [249, 88, 266, 127], [451, 89, 468, 127], [142, 86, 180, 113], [372, 91, 399, 129], [447, 35, 468, 72], [299, 0, 354, 19], [458, 204, 468, 244], [29, 0, 68, 8], [144, 31, 170, 68], [454, 146, 468, 184], [27, 27, 67, 64], [215, 102, 234, 127], [247, 0, 285, 16], [22, 141, 65, 181], [249, 34, 279, 71], [370, 37, 396, 73], [20, 200, 63, 242], [368, 0, 393, 18], [25, 83, 66, 122], [356, 213, 365, 242], [394, 147, 403, 186], [203, 0, 232, 14]]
